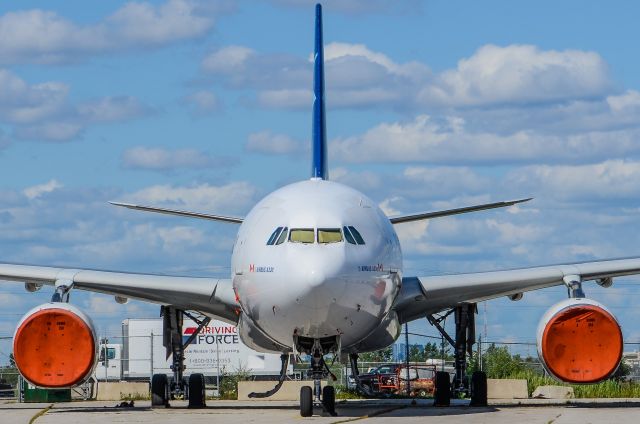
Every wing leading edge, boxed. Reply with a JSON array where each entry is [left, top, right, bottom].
[[0, 263, 239, 323], [389, 198, 532, 224], [394, 257, 640, 324], [109, 202, 244, 224]]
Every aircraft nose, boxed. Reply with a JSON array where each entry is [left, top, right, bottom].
[[306, 268, 325, 287]]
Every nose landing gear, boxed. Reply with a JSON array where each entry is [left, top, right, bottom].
[[300, 348, 337, 417]]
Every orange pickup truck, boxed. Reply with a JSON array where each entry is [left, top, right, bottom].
[[376, 364, 437, 397]]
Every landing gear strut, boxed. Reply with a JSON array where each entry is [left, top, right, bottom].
[[427, 303, 476, 397], [151, 306, 210, 408], [349, 353, 374, 397], [294, 336, 339, 417], [300, 347, 336, 416]]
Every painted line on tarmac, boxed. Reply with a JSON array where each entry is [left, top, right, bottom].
[[29, 403, 52, 424], [331, 405, 407, 423]]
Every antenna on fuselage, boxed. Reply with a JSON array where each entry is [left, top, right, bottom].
[[311, 3, 328, 180]]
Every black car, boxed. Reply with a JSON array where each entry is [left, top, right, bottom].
[[0, 382, 15, 398], [351, 364, 401, 394]]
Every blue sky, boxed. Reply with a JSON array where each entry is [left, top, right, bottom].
[[2, 0, 640, 364]]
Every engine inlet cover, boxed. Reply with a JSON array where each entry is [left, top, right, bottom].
[[537, 298, 623, 384], [13, 303, 98, 388]]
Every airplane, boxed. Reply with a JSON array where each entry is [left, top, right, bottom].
[[2, 2, 640, 418]]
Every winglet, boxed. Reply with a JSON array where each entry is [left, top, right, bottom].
[[311, 3, 328, 180]]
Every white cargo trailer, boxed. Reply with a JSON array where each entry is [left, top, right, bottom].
[[95, 318, 289, 381]]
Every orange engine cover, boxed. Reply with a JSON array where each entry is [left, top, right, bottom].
[[537, 298, 623, 384], [13, 303, 98, 388]]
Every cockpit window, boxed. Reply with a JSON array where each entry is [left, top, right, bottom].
[[275, 227, 288, 245], [318, 228, 343, 244], [289, 228, 314, 243], [343, 226, 357, 244], [348, 226, 365, 245], [266, 227, 283, 245]]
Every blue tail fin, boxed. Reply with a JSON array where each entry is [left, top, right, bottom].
[[311, 3, 328, 180]]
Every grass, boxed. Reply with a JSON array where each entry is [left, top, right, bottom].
[[509, 369, 640, 398]]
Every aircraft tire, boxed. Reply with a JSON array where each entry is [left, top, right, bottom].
[[433, 371, 450, 407], [188, 373, 206, 408], [322, 385, 336, 416], [470, 371, 488, 407], [300, 386, 313, 417], [151, 374, 169, 407]]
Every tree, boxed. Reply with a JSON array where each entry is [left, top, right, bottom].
[[424, 342, 441, 359], [359, 346, 393, 363], [409, 344, 424, 362], [482, 344, 524, 378]]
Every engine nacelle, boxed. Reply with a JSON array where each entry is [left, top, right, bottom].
[[536, 298, 623, 384], [13, 303, 98, 388]]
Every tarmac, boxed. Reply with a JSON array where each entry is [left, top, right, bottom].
[[3, 398, 640, 424]]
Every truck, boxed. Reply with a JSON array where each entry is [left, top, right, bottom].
[[95, 318, 291, 381]]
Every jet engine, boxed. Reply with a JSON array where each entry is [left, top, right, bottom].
[[536, 298, 623, 384], [13, 303, 98, 388]]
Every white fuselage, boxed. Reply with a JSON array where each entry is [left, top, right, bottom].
[[231, 179, 403, 353]]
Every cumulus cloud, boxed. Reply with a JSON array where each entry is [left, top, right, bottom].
[[419, 44, 612, 107], [122, 182, 257, 213], [121, 146, 232, 171], [0, 0, 234, 64], [183, 90, 221, 115], [245, 131, 305, 155], [506, 160, 640, 201], [200, 42, 429, 109], [23, 179, 63, 200], [200, 42, 619, 114], [330, 114, 640, 165], [0, 69, 152, 142], [0, 69, 68, 124]]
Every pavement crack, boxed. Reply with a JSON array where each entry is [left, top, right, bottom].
[[331, 406, 406, 423], [29, 403, 53, 424], [547, 413, 562, 424]]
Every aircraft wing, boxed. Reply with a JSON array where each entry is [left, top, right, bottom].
[[0, 263, 239, 323], [394, 257, 640, 324]]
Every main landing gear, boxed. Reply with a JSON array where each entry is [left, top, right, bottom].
[[348, 353, 374, 397], [151, 306, 210, 408], [427, 303, 487, 406]]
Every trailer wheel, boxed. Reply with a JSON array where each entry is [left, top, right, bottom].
[[470, 371, 488, 407], [322, 385, 336, 416], [300, 386, 313, 417], [151, 374, 169, 407], [188, 373, 206, 408], [433, 371, 450, 407]]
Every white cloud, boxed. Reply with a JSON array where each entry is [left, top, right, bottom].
[[184, 90, 220, 114], [123, 182, 256, 213], [0, 69, 68, 124], [330, 114, 640, 165], [201, 42, 619, 114], [121, 146, 223, 171], [77, 96, 151, 123], [245, 131, 305, 155], [14, 122, 83, 141], [0, 69, 151, 142], [0, 0, 232, 64], [201, 42, 428, 110], [201, 45, 255, 74], [419, 44, 612, 107], [23, 179, 63, 200], [506, 160, 640, 201]]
